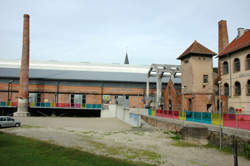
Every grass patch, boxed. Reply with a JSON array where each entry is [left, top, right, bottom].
[[21, 125, 41, 128], [172, 141, 200, 147], [0, 132, 153, 166], [82, 137, 160, 163], [170, 134, 180, 140], [189, 160, 208, 166], [203, 143, 250, 160], [203, 143, 234, 154], [163, 131, 169, 135]]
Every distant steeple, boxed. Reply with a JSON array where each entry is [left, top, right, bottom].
[[124, 52, 129, 64]]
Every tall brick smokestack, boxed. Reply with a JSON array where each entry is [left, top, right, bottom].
[[218, 20, 229, 54], [14, 14, 30, 117], [218, 20, 229, 79]]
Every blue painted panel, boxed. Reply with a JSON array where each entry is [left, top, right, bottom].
[[148, 109, 152, 116]]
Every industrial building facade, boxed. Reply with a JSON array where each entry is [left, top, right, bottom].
[[218, 26, 250, 114], [0, 60, 181, 115]]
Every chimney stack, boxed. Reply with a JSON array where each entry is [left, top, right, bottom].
[[218, 20, 229, 80], [218, 20, 229, 54], [14, 14, 30, 117], [237, 27, 245, 38]]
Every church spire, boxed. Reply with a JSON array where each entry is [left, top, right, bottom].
[[124, 52, 129, 64]]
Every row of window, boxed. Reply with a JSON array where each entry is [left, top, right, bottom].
[[224, 80, 250, 96], [223, 54, 250, 74]]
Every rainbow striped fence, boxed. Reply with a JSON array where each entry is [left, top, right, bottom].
[[0, 101, 102, 110], [147, 110, 250, 131]]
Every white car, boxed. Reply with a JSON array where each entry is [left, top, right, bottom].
[[0, 116, 21, 128]]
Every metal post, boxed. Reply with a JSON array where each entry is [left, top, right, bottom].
[[156, 74, 162, 109], [146, 76, 150, 107], [7, 81, 10, 103], [137, 93, 139, 114], [218, 81, 222, 150], [182, 86, 185, 124], [236, 111, 238, 129], [234, 136, 238, 166]]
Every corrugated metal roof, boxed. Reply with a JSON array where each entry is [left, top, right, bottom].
[[0, 67, 181, 84]]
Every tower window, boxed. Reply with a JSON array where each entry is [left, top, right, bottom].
[[234, 58, 240, 72], [224, 83, 229, 96], [223, 61, 228, 74], [246, 54, 250, 70], [203, 75, 208, 83], [234, 81, 241, 96], [247, 80, 250, 95]]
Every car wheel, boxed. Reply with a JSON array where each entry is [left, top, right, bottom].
[[15, 123, 20, 127]]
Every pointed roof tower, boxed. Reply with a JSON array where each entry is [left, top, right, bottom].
[[177, 40, 216, 60], [124, 52, 129, 64]]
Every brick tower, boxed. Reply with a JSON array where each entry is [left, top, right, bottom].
[[177, 41, 216, 112], [14, 14, 30, 117]]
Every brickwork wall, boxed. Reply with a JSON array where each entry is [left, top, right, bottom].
[[0, 82, 176, 109], [183, 94, 214, 112], [163, 80, 182, 111]]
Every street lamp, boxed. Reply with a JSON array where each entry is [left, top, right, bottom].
[[182, 85, 186, 125], [7, 80, 13, 104]]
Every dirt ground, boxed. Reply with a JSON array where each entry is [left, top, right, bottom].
[[2, 117, 250, 166]]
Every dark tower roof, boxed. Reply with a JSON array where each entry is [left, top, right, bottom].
[[124, 52, 129, 64], [177, 40, 216, 60]]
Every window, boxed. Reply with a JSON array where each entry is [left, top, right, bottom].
[[223, 61, 229, 74], [246, 54, 250, 70], [203, 75, 208, 83], [224, 83, 229, 96], [103, 95, 110, 104], [168, 100, 172, 110], [70, 94, 74, 106], [235, 81, 241, 96], [188, 99, 192, 111], [37, 93, 41, 105], [247, 80, 250, 95], [234, 58, 240, 72], [82, 94, 86, 104]]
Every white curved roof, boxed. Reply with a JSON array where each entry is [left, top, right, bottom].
[[0, 59, 150, 74]]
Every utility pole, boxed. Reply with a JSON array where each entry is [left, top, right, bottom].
[[218, 81, 222, 150], [182, 86, 185, 124]]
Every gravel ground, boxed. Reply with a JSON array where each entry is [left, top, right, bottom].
[[1, 117, 250, 166]]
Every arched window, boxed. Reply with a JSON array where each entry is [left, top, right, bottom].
[[223, 61, 229, 74], [224, 83, 229, 96], [235, 81, 241, 96], [247, 80, 250, 95], [234, 58, 240, 72], [246, 54, 250, 70]]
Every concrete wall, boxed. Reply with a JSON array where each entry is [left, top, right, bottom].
[[101, 104, 116, 118], [101, 104, 142, 127]]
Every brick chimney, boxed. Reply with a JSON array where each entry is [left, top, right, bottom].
[[237, 27, 245, 38], [218, 20, 229, 54], [218, 20, 229, 80], [14, 14, 30, 117]]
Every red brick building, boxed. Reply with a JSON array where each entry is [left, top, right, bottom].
[[0, 60, 181, 116]]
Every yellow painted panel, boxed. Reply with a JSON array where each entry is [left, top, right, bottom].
[[212, 113, 223, 126]]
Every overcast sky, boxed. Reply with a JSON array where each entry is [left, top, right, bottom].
[[0, 0, 249, 65]]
